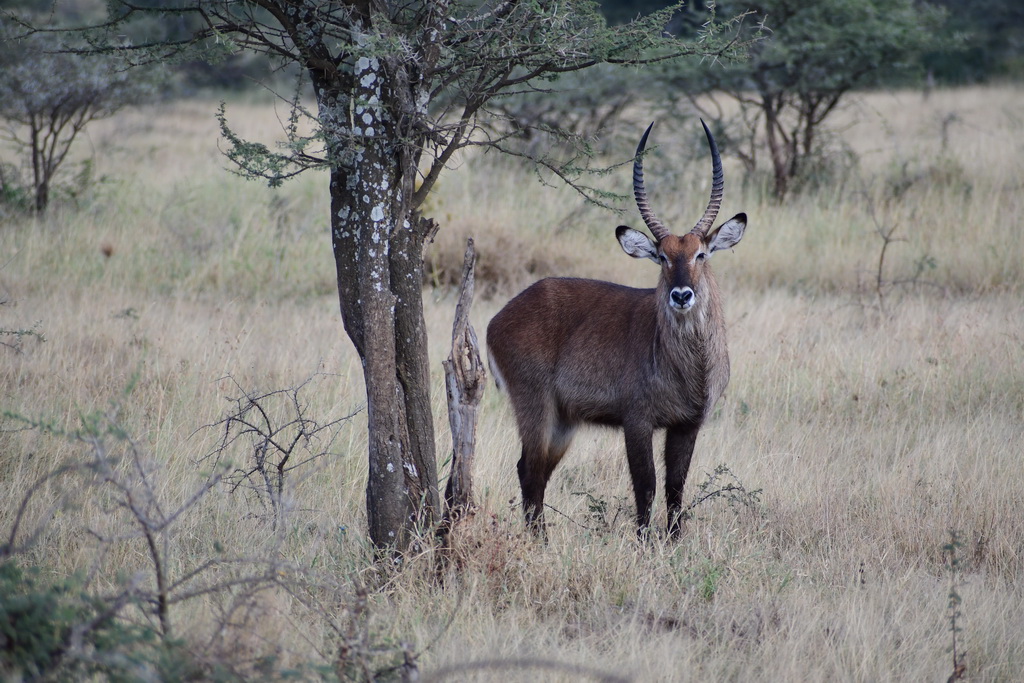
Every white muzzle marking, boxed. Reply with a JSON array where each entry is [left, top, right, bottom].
[[670, 286, 695, 311]]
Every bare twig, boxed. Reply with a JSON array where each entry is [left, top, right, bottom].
[[198, 371, 357, 529], [857, 183, 942, 315]]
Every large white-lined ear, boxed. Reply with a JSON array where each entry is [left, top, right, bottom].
[[616, 225, 659, 263], [706, 213, 747, 254]]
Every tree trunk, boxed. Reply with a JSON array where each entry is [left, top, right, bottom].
[[30, 120, 48, 214], [321, 57, 440, 552], [390, 215, 441, 524], [762, 95, 789, 199], [330, 168, 441, 551]]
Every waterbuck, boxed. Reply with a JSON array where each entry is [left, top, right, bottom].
[[486, 121, 747, 537]]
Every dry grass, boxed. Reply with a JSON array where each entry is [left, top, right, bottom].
[[2, 84, 1023, 680]]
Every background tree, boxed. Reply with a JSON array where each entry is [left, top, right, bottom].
[[6, 0, 744, 552], [922, 0, 1024, 83], [656, 0, 946, 198], [0, 31, 156, 214]]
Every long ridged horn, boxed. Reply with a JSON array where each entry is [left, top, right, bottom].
[[633, 122, 670, 242], [692, 119, 724, 236]]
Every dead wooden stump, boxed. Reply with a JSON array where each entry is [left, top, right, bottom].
[[441, 238, 486, 530]]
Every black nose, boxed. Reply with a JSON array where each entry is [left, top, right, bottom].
[[671, 287, 694, 308]]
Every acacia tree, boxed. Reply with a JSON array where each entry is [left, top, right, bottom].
[[7, 0, 740, 552], [0, 32, 155, 213], [661, 0, 945, 198]]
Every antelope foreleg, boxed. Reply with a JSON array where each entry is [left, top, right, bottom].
[[664, 424, 699, 537], [623, 423, 657, 536]]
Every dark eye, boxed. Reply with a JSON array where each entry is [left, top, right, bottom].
[[695, 252, 707, 262], [658, 253, 668, 263]]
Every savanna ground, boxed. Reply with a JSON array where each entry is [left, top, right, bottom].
[[2, 84, 1023, 680]]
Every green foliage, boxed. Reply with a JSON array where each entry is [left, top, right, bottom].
[[217, 103, 298, 188], [689, 559, 727, 602], [0, 162, 32, 216], [924, 0, 1024, 83], [0, 562, 78, 678], [0, 561, 198, 680], [736, 0, 945, 91], [598, 0, 1024, 85]]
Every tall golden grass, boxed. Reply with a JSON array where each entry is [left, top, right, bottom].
[[1, 84, 1022, 679]]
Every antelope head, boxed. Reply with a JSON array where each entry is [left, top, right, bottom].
[[616, 121, 747, 316]]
